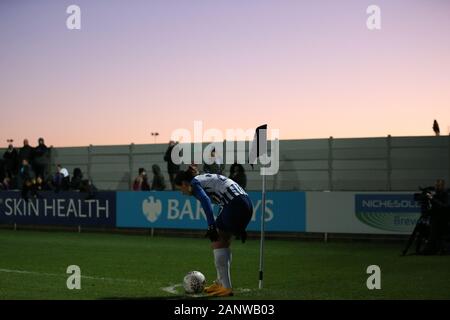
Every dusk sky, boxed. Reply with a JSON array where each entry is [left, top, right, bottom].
[[1, 0, 449, 147]]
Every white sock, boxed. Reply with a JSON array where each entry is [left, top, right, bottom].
[[213, 248, 232, 289]]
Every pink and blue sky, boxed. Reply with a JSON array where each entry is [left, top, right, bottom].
[[1, 0, 449, 147]]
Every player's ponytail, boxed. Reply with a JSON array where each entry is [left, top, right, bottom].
[[187, 164, 199, 177], [174, 164, 199, 186]]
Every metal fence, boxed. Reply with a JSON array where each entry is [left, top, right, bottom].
[[3, 135, 449, 191]]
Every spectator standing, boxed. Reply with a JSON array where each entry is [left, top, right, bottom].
[[52, 164, 70, 192], [3, 143, 19, 180], [423, 179, 449, 254], [60, 167, 70, 191], [33, 138, 50, 178], [18, 158, 35, 184], [133, 168, 150, 191], [70, 168, 83, 190], [151, 164, 166, 191], [19, 139, 33, 164], [229, 163, 247, 190], [164, 141, 180, 190], [203, 148, 225, 175], [18, 159, 35, 198]]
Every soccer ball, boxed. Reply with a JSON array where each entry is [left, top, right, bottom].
[[183, 271, 206, 294]]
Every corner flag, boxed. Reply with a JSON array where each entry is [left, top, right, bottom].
[[249, 124, 267, 167]]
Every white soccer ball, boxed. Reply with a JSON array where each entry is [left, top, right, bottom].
[[183, 271, 206, 294]]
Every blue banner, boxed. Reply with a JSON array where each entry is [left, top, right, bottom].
[[0, 191, 116, 227], [117, 191, 305, 232]]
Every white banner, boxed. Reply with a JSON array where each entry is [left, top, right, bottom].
[[306, 192, 419, 235]]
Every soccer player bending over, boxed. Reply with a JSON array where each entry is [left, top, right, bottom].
[[174, 166, 253, 297]]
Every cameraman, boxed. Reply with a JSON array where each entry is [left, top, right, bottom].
[[424, 179, 449, 254]]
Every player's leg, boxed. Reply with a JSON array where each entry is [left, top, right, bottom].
[[206, 196, 253, 296], [204, 225, 232, 289], [204, 206, 234, 295], [212, 230, 233, 287], [205, 231, 234, 296]]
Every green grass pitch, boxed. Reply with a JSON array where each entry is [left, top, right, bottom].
[[0, 229, 449, 300]]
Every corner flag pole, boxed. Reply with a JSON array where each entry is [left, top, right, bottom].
[[249, 124, 268, 290], [259, 171, 266, 289]]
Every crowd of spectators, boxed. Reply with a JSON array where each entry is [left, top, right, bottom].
[[1, 139, 248, 196], [1, 138, 50, 191], [0, 138, 97, 199], [132, 165, 167, 191], [133, 141, 248, 191]]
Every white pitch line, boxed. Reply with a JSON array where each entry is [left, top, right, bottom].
[[161, 283, 183, 294], [161, 284, 206, 298], [0, 268, 140, 283], [161, 283, 202, 295], [160, 283, 252, 296]]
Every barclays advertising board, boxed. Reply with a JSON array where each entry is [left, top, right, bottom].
[[355, 194, 420, 232], [0, 191, 116, 227], [117, 191, 306, 232]]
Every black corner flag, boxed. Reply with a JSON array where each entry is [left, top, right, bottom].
[[249, 124, 268, 168]]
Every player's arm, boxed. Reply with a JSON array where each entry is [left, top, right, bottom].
[[191, 181, 219, 241], [191, 181, 215, 225]]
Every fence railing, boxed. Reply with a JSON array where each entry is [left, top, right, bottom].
[[3, 135, 449, 191]]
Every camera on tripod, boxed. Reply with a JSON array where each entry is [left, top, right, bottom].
[[402, 186, 435, 255], [413, 186, 435, 215]]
